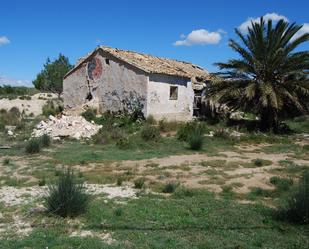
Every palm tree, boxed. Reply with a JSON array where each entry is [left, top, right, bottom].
[[207, 18, 309, 132]]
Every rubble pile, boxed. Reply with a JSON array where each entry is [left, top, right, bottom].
[[32, 115, 102, 140]]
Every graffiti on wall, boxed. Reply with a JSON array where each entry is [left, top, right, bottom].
[[87, 57, 102, 80]]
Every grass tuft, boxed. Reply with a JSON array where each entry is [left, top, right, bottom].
[[44, 168, 90, 218]]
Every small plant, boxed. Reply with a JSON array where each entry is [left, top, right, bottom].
[[162, 182, 179, 193], [2, 158, 10, 165], [40, 134, 51, 147], [276, 170, 309, 224], [42, 100, 62, 117], [116, 177, 124, 186], [38, 178, 46, 186], [145, 115, 156, 125], [134, 178, 145, 189], [116, 137, 131, 149], [25, 138, 41, 154], [140, 125, 161, 141], [253, 158, 263, 167], [81, 108, 97, 122], [187, 132, 203, 150], [92, 129, 108, 145], [114, 208, 123, 217], [251, 158, 272, 167], [44, 168, 90, 218], [177, 121, 206, 142]]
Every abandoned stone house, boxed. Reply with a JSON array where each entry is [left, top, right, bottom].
[[63, 46, 210, 121]]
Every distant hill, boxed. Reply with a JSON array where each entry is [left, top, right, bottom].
[[0, 75, 32, 87]]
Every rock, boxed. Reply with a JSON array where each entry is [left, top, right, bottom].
[[7, 130, 14, 136]]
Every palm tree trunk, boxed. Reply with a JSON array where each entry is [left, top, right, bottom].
[[260, 109, 279, 133]]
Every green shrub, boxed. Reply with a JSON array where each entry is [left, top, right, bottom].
[[277, 171, 309, 224], [253, 158, 263, 167], [114, 208, 123, 217], [177, 121, 206, 142], [92, 129, 108, 145], [44, 168, 90, 218], [134, 178, 145, 189], [162, 182, 179, 193], [0, 121, 5, 131], [25, 138, 41, 154], [42, 100, 62, 117], [116, 137, 131, 149], [38, 178, 46, 186], [116, 177, 124, 186], [140, 125, 161, 141], [252, 158, 272, 167], [145, 115, 156, 125], [40, 134, 51, 147], [303, 144, 309, 151], [2, 158, 10, 165], [187, 132, 203, 150], [158, 119, 179, 132], [270, 176, 293, 191], [81, 108, 97, 122]]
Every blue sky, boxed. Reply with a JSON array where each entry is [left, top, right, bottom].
[[0, 0, 308, 86]]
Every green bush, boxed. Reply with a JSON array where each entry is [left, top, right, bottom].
[[0, 121, 5, 131], [145, 115, 156, 125], [177, 121, 206, 142], [2, 158, 10, 165], [44, 168, 90, 218], [38, 178, 46, 186], [134, 178, 145, 189], [116, 137, 131, 149], [270, 176, 293, 191], [162, 182, 179, 193], [81, 108, 97, 122], [92, 129, 108, 145], [25, 138, 41, 154], [187, 132, 203, 150], [158, 119, 179, 132], [116, 177, 124, 186], [40, 134, 51, 147], [140, 125, 161, 141], [277, 171, 309, 224], [42, 100, 62, 117], [253, 158, 263, 167]]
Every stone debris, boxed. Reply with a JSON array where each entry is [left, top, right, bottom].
[[86, 184, 137, 199], [0, 184, 137, 207], [32, 115, 102, 140]]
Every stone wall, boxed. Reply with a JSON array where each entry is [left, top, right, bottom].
[[147, 74, 194, 121], [63, 51, 148, 115]]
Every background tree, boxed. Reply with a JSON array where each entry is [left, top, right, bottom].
[[33, 54, 73, 97], [207, 18, 309, 132]]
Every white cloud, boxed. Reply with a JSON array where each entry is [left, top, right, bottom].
[[0, 36, 10, 46], [291, 23, 309, 41], [238, 13, 289, 32], [174, 29, 224, 46]]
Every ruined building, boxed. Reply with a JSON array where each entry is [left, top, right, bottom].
[[63, 46, 210, 121]]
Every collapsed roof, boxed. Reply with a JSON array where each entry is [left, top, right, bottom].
[[65, 46, 210, 88]]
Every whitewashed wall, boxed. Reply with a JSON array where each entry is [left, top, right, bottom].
[[147, 74, 194, 121]]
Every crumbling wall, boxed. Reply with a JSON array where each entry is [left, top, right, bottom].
[[63, 64, 89, 109], [63, 51, 148, 115], [97, 51, 148, 114], [147, 74, 194, 121]]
